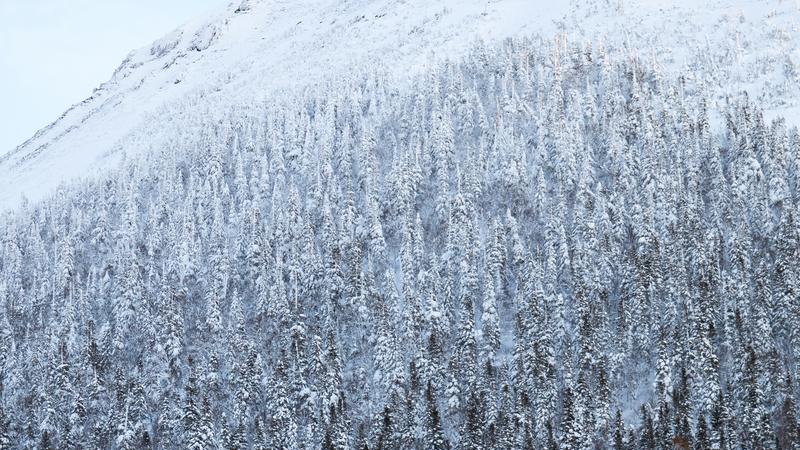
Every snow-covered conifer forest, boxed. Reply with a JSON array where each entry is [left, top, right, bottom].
[[1, 4, 800, 450]]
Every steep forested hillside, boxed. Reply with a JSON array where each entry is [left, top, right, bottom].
[[0, 37, 799, 449]]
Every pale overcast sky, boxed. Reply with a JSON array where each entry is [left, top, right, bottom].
[[0, 0, 227, 154]]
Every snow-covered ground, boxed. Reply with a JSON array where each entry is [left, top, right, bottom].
[[1, 0, 798, 210]]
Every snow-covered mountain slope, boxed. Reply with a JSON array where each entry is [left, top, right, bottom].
[[1, 0, 798, 210], [3, 1, 800, 448]]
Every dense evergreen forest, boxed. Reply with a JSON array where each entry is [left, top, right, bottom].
[[0, 36, 799, 449]]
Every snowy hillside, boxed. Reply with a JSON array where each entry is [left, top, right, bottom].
[[1, 0, 799, 210], [2, 0, 800, 449]]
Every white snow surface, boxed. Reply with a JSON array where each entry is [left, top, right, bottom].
[[1, 0, 799, 210]]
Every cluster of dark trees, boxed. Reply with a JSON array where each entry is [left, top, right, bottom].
[[0, 36, 798, 449]]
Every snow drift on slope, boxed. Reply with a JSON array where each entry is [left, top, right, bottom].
[[0, 0, 798, 210]]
